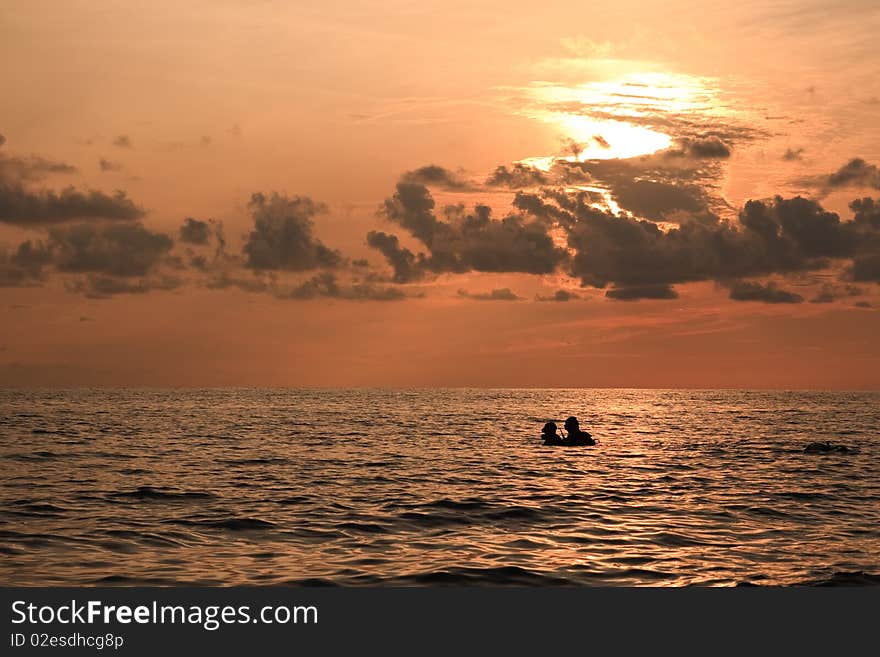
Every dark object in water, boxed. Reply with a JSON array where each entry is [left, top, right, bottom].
[[542, 435, 596, 447], [804, 441, 856, 454], [541, 417, 596, 446], [546, 439, 596, 447]]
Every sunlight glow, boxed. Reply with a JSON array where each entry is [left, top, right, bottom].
[[520, 71, 719, 163]]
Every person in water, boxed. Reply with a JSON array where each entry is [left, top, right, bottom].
[[562, 416, 595, 445], [541, 422, 564, 445]]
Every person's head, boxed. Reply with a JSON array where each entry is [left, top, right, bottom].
[[542, 422, 557, 436], [564, 416, 579, 432]]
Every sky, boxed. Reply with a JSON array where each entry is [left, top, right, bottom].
[[1, 0, 879, 388]]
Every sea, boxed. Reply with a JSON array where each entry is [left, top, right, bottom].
[[1, 388, 878, 586]]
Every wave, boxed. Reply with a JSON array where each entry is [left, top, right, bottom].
[[167, 516, 276, 531], [109, 486, 216, 501], [798, 571, 880, 587]]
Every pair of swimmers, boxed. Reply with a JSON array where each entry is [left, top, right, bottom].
[[541, 416, 596, 446]]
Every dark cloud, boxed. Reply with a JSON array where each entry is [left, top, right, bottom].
[[854, 301, 872, 308], [728, 280, 803, 303], [826, 158, 880, 190], [369, 167, 880, 300], [0, 134, 5, 147], [739, 195, 854, 259], [400, 165, 473, 191], [1, 223, 174, 293], [49, 222, 174, 277], [605, 284, 678, 301], [593, 135, 611, 149], [0, 181, 144, 225], [99, 158, 123, 172], [543, 154, 722, 222], [283, 272, 405, 301], [536, 289, 580, 302], [810, 286, 835, 304], [850, 254, 880, 282], [242, 192, 342, 271], [0, 154, 78, 182], [668, 136, 731, 159], [372, 183, 566, 281], [561, 138, 584, 158], [783, 148, 805, 161], [513, 190, 880, 293], [112, 135, 132, 149], [809, 283, 863, 304], [485, 163, 551, 189], [488, 147, 724, 221], [610, 179, 709, 221], [365, 230, 420, 283], [189, 253, 209, 270], [0, 240, 51, 287], [66, 273, 181, 299], [457, 287, 521, 301], [205, 271, 271, 293], [179, 217, 212, 245], [851, 197, 880, 227]]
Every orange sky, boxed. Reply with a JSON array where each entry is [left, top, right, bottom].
[[1, 0, 879, 387]]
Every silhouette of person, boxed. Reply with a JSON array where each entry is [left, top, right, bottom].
[[541, 421, 563, 445], [563, 416, 595, 445]]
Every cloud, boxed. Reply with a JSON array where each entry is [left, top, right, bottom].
[[783, 148, 805, 161], [0, 221, 174, 293], [605, 284, 678, 301], [0, 240, 51, 287], [99, 158, 123, 172], [365, 230, 420, 283], [179, 217, 212, 245], [825, 158, 880, 190], [0, 134, 5, 147], [485, 163, 551, 189], [809, 283, 863, 304], [282, 272, 405, 301], [205, 270, 271, 293], [529, 153, 722, 221], [536, 289, 580, 302], [400, 165, 474, 191], [610, 179, 710, 221], [368, 163, 880, 300], [0, 181, 144, 225], [514, 190, 880, 293], [1, 153, 78, 182], [372, 183, 566, 281], [851, 254, 880, 282], [242, 192, 342, 271], [673, 136, 731, 158], [66, 273, 181, 299], [112, 135, 132, 149], [49, 222, 174, 277], [727, 280, 803, 303], [457, 287, 521, 301]]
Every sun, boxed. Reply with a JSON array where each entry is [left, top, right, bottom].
[[518, 71, 719, 166]]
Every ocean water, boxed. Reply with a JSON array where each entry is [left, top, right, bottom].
[[1, 388, 878, 586]]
